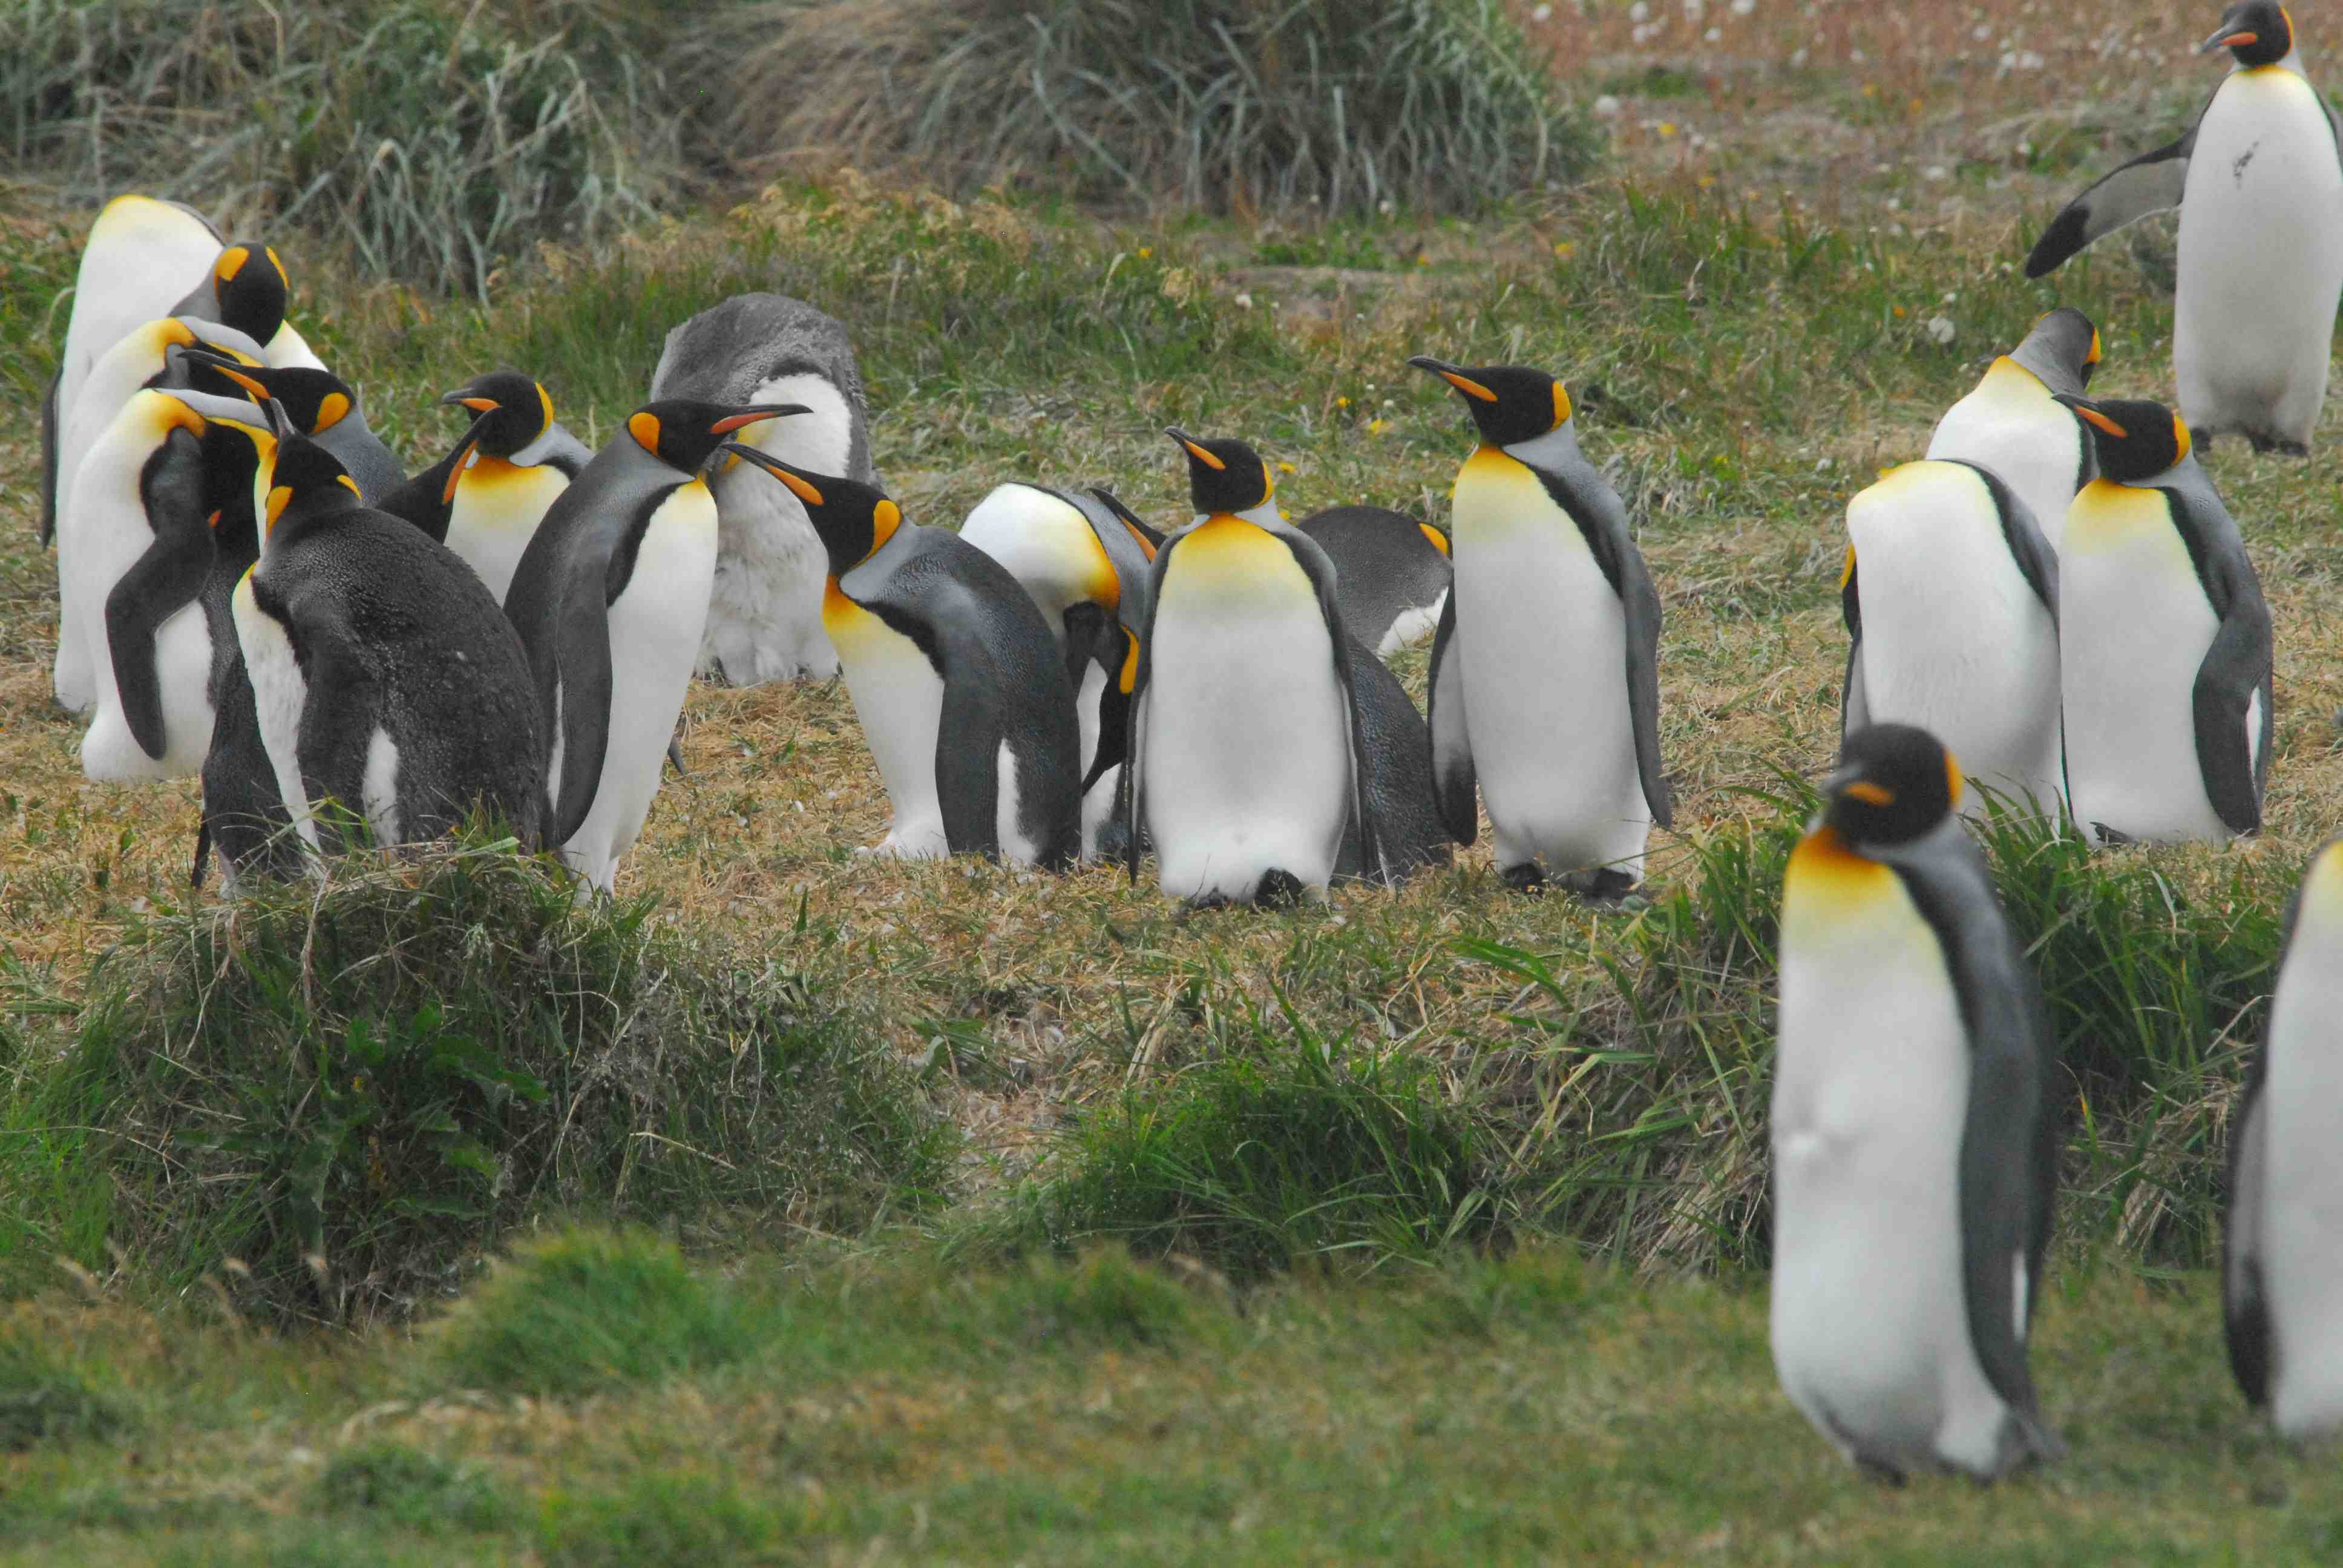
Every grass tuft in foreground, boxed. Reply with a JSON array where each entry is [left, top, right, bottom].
[[0, 1325, 121, 1453]]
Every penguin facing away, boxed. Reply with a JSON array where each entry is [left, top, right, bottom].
[[1127, 430, 1386, 907], [504, 400, 807, 893], [1409, 355, 1671, 897], [649, 293, 877, 685], [230, 424, 546, 859], [726, 449, 1084, 870], [377, 371, 591, 603], [2054, 395, 2273, 844], [2025, 2, 2343, 454], [1296, 505, 1454, 657], [957, 480, 1155, 863], [1924, 309, 2101, 555], [1840, 459, 2065, 817], [2225, 835, 2343, 1440], [1772, 723, 2064, 1483]]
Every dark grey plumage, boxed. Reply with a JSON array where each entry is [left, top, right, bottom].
[[1297, 505, 1453, 658]]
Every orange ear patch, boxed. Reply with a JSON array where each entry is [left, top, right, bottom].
[[1419, 523, 1450, 558], [216, 245, 249, 282], [1944, 750, 1965, 811], [627, 410, 663, 453], [868, 497, 902, 556], [1552, 381, 1574, 427], [316, 391, 352, 431]]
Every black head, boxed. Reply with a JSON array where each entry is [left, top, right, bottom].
[[1824, 723, 1961, 851], [720, 445, 901, 577], [2053, 394, 2192, 482], [2012, 307, 2100, 397], [1408, 356, 1574, 447], [208, 241, 291, 347], [260, 430, 364, 541], [1165, 428, 1274, 515], [182, 349, 361, 439], [625, 399, 810, 475], [2200, 1, 2292, 67], [441, 370, 556, 460]]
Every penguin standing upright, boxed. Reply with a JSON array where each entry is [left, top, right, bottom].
[[2054, 395, 2273, 843], [648, 294, 876, 684], [1924, 309, 2101, 554], [1126, 430, 1383, 906], [1296, 506, 1453, 656], [729, 451, 1083, 868], [504, 400, 807, 893], [376, 371, 591, 603], [2225, 835, 2343, 1441], [1409, 356, 1671, 895], [1840, 460, 2065, 815], [958, 481, 1155, 861], [2025, 2, 2343, 454], [1772, 723, 2064, 1483], [230, 426, 546, 857]]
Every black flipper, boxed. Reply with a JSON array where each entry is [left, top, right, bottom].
[[1277, 530, 1389, 886], [1425, 590, 1477, 845], [2179, 494, 2274, 836], [2024, 125, 2196, 278], [1084, 625, 1139, 793], [105, 426, 212, 761], [549, 593, 617, 850], [666, 737, 687, 777], [2223, 1033, 2274, 1408], [933, 677, 1004, 860]]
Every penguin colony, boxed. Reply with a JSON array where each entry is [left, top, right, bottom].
[[21, 0, 2343, 1480]]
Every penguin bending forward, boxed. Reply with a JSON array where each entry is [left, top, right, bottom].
[[726, 450, 1083, 869], [1409, 356, 1671, 896], [1772, 723, 2065, 1483], [1924, 309, 2100, 555], [1127, 430, 1388, 906], [649, 294, 877, 685], [2054, 396, 2273, 844], [2225, 835, 2343, 1440], [229, 424, 546, 858], [1296, 505, 1453, 657], [2025, 2, 2343, 453], [1840, 460, 2065, 817], [505, 400, 807, 893]]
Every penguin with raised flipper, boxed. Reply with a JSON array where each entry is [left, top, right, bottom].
[[1772, 722, 2064, 1483], [504, 400, 808, 893], [1296, 505, 1453, 657], [230, 423, 546, 859], [2225, 835, 2343, 1441], [2053, 394, 2273, 844], [648, 294, 877, 684], [1126, 430, 1386, 907], [727, 450, 1084, 869], [1924, 309, 2101, 554], [1839, 460, 2065, 817], [1409, 355, 1671, 897], [2025, 2, 2343, 454]]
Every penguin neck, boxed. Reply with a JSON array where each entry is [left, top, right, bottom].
[[266, 492, 364, 553], [2002, 347, 2085, 402], [1494, 422, 1586, 472]]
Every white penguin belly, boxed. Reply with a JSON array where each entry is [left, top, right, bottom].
[[2258, 918, 2343, 1439], [1847, 463, 2063, 815], [1771, 837, 2017, 1475], [562, 488, 719, 892], [1925, 366, 2084, 555], [1143, 522, 1349, 902], [445, 460, 571, 606], [2175, 69, 2343, 447], [2060, 484, 2226, 843], [700, 374, 855, 684], [54, 332, 183, 713], [827, 588, 948, 860], [1450, 456, 1645, 880], [232, 570, 321, 855]]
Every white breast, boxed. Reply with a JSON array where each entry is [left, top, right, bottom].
[[828, 590, 948, 860], [232, 569, 321, 855], [445, 460, 573, 606], [1925, 361, 2085, 555], [2256, 881, 2343, 1439]]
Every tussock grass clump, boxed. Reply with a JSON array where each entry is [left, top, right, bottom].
[[320, 1442, 509, 1534], [2, 0, 680, 295], [428, 1229, 760, 1399], [538, 1474, 787, 1567], [703, 0, 1594, 215], [0, 1330, 122, 1452], [1, 843, 953, 1322]]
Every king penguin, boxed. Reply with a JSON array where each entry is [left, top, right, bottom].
[[2054, 394, 2273, 844], [1126, 430, 1384, 906], [648, 294, 877, 684], [729, 451, 1083, 868], [1296, 506, 1453, 656], [2025, 2, 2343, 454], [958, 480, 1156, 862], [1409, 355, 1671, 896], [1840, 460, 2065, 816], [503, 399, 807, 893], [1772, 722, 2064, 1483], [1924, 309, 2101, 554], [181, 351, 406, 501], [2224, 835, 2343, 1441], [378, 371, 591, 603], [231, 424, 546, 858]]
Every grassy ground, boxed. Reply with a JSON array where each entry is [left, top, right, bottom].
[[4, 0, 2342, 1555]]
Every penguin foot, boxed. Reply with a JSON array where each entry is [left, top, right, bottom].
[[2091, 821, 2134, 848], [1854, 1455, 1909, 1488], [1499, 863, 1548, 895], [1253, 869, 1309, 909], [1576, 868, 1641, 904], [2244, 431, 2310, 458], [1182, 890, 1235, 912]]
